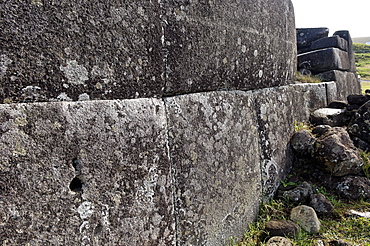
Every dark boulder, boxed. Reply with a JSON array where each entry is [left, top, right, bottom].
[[290, 130, 316, 157], [347, 100, 370, 144], [265, 220, 300, 237], [327, 100, 348, 109], [309, 193, 334, 215], [314, 127, 363, 176], [347, 94, 370, 106], [335, 176, 370, 200]]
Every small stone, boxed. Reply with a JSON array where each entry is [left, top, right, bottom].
[[290, 205, 321, 234], [309, 193, 334, 215], [282, 181, 313, 203], [265, 220, 300, 237], [312, 125, 331, 136], [266, 236, 293, 246], [335, 176, 370, 200], [290, 130, 316, 157]]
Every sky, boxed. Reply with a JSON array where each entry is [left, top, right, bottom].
[[291, 0, 370, 38]]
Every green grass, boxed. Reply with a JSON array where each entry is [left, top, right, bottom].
[[362, 81, 370, 93], [296, 72, 322, 83], [354, 43, 370, 81], [229, 193, 370, 246]]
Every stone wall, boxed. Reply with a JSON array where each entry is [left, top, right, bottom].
[[297, 28, 361, 100], [0, 0, 296, 103], [0, 1, 360, 245]]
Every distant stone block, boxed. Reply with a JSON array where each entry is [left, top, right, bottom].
[[165, 91, 262, 245], [0, 99, 175, 245], [296, 28, 329, 52], [334, 30, 357, 72], [317, 70, 361, 100], [310, 35, 348, 52], [298, 48, 350, 73]]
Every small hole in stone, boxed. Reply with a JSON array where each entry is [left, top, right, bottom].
[[72, 158, 79, 170], [94, 224, 103, 235], [69, 177, 83, 192]]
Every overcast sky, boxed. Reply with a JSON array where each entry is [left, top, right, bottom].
[[291, 0, 370, 38]]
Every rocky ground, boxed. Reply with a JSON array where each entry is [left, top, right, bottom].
[[261, 95, 370, 246]]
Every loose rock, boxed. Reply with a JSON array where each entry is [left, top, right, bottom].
[[335, 176, 370, 200], [282, 181, 313, 203], [309, 193, 334, 215], [266, 236, 293, 246], [290, 130, 316, 157], [314, 127, 363, 176], [290, 205, 321, 234], [265, 220, 300, 237]]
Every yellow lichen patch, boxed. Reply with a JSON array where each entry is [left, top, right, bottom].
[[31, 0, 43, 6], [14, 142, 27, 156], [3, 98, 13, 104], [15, 117, 28, 126]]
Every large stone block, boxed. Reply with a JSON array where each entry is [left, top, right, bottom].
[[253, 86, 296, 198], [165, 91, 262, 245], [0, 99, 174, 245], [296, 28, 329, 52], [0, 0, 297, 103], [0, 0, 164, 102], [298, 48, 350, 73], [334, 31, 356, 73], [164, 0, 297, 95], [310, 36, 348, 52], [317, 70, 361, 100]]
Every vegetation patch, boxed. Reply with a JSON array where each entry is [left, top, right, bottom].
[[296, 72, 322, 83], [229, 191, 370, 246], [354, 43, 370, 81]]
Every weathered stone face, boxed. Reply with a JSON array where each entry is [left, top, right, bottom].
[[165, 91, 262, 245], [0, 0, 297, 103], [0, 99, 175, 245], [164, 0, 297, 94], [296, 28, 329, 51]]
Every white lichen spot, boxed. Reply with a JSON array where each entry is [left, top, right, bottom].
[[31, 0, 43, 6], [57, 92, 72, 101], [77, 201, 94, 220], [60, 60, 89, 85], [0, 54, 13, 78], [137, 6, 145, 16], [15, 117, 28, 126], [78, 93, 90, 101], [259, 70, 263, 78], [237, 37, 242, 45], [241, 45, 247, 53], [63, 83, 70, 89], [222, 57, 228, 64], [13, 142, 27, 156], [254, 50, 258, 57]]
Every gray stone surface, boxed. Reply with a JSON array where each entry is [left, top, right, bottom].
[[317, 70, 361, 100], [298, 48, 350, 73], [266, 236, 293, 246], [164, 0, 297, 94], [165, 91, 262, 245], [310, 108, 346, 126], [290, 205, 321, 234], [0, 0, 297, 103], [334, 31, 356, 73], [0, 0, 164, 102], [254, 86, 296, 198], [0, 99, 175, 245]]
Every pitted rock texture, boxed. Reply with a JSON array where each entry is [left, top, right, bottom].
[[0, 99, 175, 245], [0, 0, 296, 103], [255, 87, 296, 198], [165, 91, 262, 246], [314, 127, 363, 176]]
